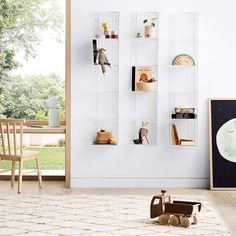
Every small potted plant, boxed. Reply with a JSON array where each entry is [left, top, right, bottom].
[[143, 18, 157, 38]]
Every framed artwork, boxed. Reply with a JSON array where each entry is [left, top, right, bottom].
[[209, 98, 236, 190]]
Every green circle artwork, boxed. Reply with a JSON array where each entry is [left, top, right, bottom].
[[216, 118, 236, 163]]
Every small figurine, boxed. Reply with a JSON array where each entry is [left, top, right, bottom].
[[133, 122, 149, 144], [102, 22, 109, 37], [136, 33, 142, 38], [111, 31, 115, 38], [100, 127, 106, 132], [111, 31, 118, 39], [96, 48, 111, 75]]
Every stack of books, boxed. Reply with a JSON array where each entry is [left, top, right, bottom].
[[172, 107, 197, 119]]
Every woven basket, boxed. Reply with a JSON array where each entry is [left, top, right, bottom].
[[136, 82, 156, 92]]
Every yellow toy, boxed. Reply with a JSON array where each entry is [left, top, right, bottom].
[[102, 22, 109, 36]]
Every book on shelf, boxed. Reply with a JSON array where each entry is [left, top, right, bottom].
[[132, 66, 153, 91], [92, 39, 98, 64], [175, 107, 195, 114], [171, 113, 197, 119]]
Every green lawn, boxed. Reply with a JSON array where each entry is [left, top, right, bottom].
[[0, 147, 65, 170]]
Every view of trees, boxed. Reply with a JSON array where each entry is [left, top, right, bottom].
[[0, 0, 64, 119], [2, 74, 65, 119]]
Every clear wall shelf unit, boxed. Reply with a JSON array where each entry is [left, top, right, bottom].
[[92, 12, 119, 145], [169, 12, 198, 146], [130, 12, 159, 145]]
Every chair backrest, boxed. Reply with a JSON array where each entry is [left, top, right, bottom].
[[171, 123, 180, 145], [0, 119, 25, 156]]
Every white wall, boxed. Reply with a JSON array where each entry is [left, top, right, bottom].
[[71, 0, 236, 188]]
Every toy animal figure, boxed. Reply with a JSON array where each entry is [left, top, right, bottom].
[[139, 122, 149, 144], [96, 48, 111, 75], [133, 122, 149, 144]]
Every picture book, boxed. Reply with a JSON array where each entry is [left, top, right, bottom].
[[132, 66, 153, 91]]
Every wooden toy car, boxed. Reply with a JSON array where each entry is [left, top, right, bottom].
[[150, 190, 201, 228]]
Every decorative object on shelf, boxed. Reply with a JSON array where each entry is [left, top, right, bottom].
[[100, 127, 106, 132], [209, 98, 236, 190], [136, 33, 142, 38], [96, 48, 112, 75], [95, 128, 116, 145], [143, 18, 157, 38], [171, 123, 194, 146], [92, 39, 98, 64], [102, 22, 109, 38], [172, 54, 195, 66], [42, 97, 60, 127], [171, 113, 196, 119], [111, 30, 118, 39], [175, 107, 195, 114], [150, 190, 201, 228], [133, 122, 149, 144], [172, 107, 197, 119], [132, 66, 157, 92], [101, 22, 118, 39]]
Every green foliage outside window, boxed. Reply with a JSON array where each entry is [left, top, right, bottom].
[[1, 74, 65, 120], [0, 0, 64, 119]]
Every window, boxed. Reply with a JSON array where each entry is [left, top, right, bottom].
[[0, 0, 66, 175]]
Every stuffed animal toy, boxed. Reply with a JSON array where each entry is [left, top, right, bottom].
[[133, 122, 149, 144], [96, 48, 111, 75], [139, 122, 149, 144]]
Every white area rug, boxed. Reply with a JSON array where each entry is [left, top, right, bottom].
[[0, 194, 232, 236]]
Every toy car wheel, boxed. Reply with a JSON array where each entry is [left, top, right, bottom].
[[181, 216, 190, 228], [170, 215, 180, 226], [193, 216, 197, 225], [158, 214, 169, 225]]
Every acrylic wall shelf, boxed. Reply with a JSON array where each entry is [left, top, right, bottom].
[[169, 12, 198, 147], [92, 12, 119, 145], [130, 12, 159, 145]]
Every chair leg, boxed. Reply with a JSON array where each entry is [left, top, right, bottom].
[[18, 159, 24, 194], [11, 161, 16, 187], [36, 157, 42, 188]]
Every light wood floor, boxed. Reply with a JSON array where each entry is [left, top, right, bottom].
[[0, 181, 236, 235]]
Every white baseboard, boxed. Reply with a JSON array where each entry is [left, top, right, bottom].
[[71, 177, 209, 188]]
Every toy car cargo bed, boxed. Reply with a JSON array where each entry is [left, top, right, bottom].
[[165, 201, 201, 216], [173, 201, 202, 212]]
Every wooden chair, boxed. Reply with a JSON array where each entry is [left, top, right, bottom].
[[171, 123, 194, 145], [0, 119, 42, 193]]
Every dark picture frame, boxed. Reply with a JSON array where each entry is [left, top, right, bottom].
[[209, 98, 236, 190]]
